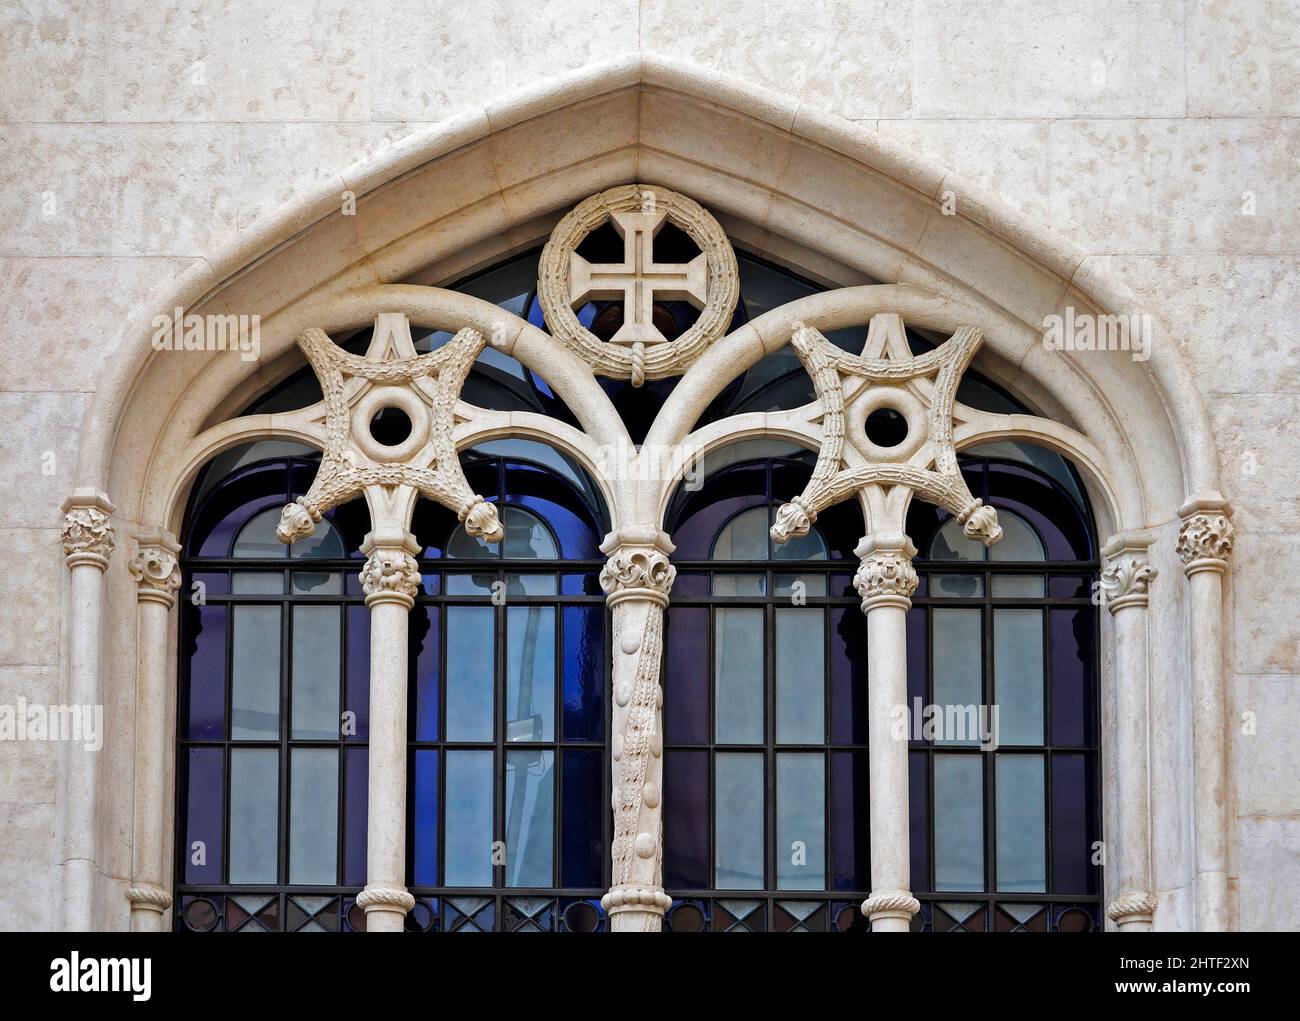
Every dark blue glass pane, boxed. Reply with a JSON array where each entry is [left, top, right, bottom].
[[665, 608, 709, 745], [411, 606, 440, 742], [664, 749, 708, 890], [562, 606, 604, 742], [906, 606, 926, 705], [559, 572, 601, 595], [1051, 608, 1094, 747], [412, 750, 439, 888], [190, 570, 228, 595], [988, 462, 1092, 561], [190, 464, 287, 557], [909, 750, 930, 893], [344, 606, 370, 742], [830, 607, 868, 745], [186, 604, 226, 741], [668, 464, 767, 560], [830, 750, 870, 891], [670, 571, 709, 596], [1049, 574, 1090, 599], [184, 747, 223, 884], [1051, 752, 1096, 894], [344, 748, 368, 886], [560, 749, 603, 888]]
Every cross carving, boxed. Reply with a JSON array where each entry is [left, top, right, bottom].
[[568, 208, 707, 346]]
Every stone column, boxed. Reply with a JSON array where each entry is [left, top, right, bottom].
[[354, 533, 422, 932], [599, 528, 675, 932], [125, 529, 182, 931], [1176, 501, 1234, 931], [1100, 536, 1157, 931], [59, 490, 115, 932], [855, 535, 921, 933]]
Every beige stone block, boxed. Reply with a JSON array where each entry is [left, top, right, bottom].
[[1232, 534, 1300, 675], [0, 125, 240, 256], [1237, 817, 1300, 931], [1112, 255, 1300, 395], [1048, 119, 1300, 255], [0, 257, 198, 393], [640, 0, 911, 119], [1187, 0, 1300, 117], [913, 0, 1185, 117], [0, 803, 54, 930], [104, 0, 371, 122], [0, 0, 104, 122], [0, 529, 60, 666], [0, 393, 88, 528], [491, 89, 637, 193], [1206, 394, 1300, 534], [371, 0, 638, 121], [1233, 673, 1300, 818], [877, 120, 1052, 225], [0, 666, 59, 803]]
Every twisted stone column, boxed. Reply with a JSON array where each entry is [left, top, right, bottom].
[[126, 530, 182, 931], [855, 535, 921, 932], [59, 490, 115, 931], [599, 528, 675, 932], [355, 533, 421, 932], [1100, 536, 1157, 931], [1176, 501, 1234, 931]]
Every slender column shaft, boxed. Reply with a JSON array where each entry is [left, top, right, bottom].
[[60, 492, 115, 932], [600, 531, 675, 932], [855, 536, 920, 933], [1177, 506, 1234, 931], [355, 539, 421, 932], [127, 531, 182, 931], [1101, 539, 1157, 931]]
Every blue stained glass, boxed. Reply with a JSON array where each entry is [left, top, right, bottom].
[[184, 747, 223, 884], [829, 607, 869, 745], [562, 606, 604, 742], [444, 751, 493, 886], [186, 605, 226, 740], [561, 749, 603, 888], [344, 606, 370, 741], [1051, 752, 1095, 894], [411, 606, 440, 742], [830, 750, 870, 891], [665, 608, 709, 745], [506, 606, 555, 742], [412, 750, 439, 887], [446, 606, 494, 742], [505, 750, 554, 887], [664, 750, 708, 889], [344, 748, 367, 886], [909, 749, 930, 893]]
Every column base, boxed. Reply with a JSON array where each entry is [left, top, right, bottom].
[[861, 890, 920, 932], [1107, 891, 1157, 931], [127, 884, 171, 932], [602, 885, 671, 932], [356, 885, 415, 932]]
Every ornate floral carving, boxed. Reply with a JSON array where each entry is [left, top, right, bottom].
[[771, 316, 1002, 551], [1106, 891, 1157, 925], [599, 548, 676, 605], [1176, 512, 1234, 568], [61, 504, 115, 563], [360, 548, 421, 604], [1100, 555, 1156, 612], [129, 543, 182, 605], [854, 548, 920, 606], [276, 314, 503, 549], [538, 183, 739, 385]]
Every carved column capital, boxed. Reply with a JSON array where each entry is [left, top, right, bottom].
[[1101, 536, 1156, 614], [852, 536, 919, 611], [359, 539, 421, 609], [1176, 502, 1234, 577], [598, 529, 676, 608], [130, 530, 182, 608], [60, 491, 116, 570], [1107, 891, 1157, 927]]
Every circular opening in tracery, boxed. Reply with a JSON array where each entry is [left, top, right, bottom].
[[182, 898, 220, 932], [668, 903, 706, 932], [864, 407, 909, 447], [590, 301, 684, 343], [563, 901, 601, 932], [369, 405, 414, 447]]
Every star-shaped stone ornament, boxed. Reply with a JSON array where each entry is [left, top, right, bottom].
[[770, 313, 1004, 547], [274, 312, 504, 546]]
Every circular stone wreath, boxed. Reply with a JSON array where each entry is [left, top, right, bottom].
[[537, 183, 740, 385]]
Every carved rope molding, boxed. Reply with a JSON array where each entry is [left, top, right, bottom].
[[1106, 891, 1158, 925], [125, 884, 172, 914]]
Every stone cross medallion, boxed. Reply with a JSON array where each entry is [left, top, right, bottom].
[[538, 183, 739, 386]]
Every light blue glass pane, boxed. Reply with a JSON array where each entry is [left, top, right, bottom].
[[712, 506, 769, 560], [935, 754, 984, 891], [994, 608, 1044, 745], [991, 573, 1045, 597], [996, 754, 1046, 892], [506, 572, 558, 595], [502, 507, 558, 559], [289, 748, 338, 884], [504, 749, 554, 887], [777, 753, 825, 890], [712, 573, 765, 596], [715, 753, 764, 890], [231, 605, 280, 740], [446, 606, 495, 741], [292, 517, 345, 559], [776, 608, 824, 743], [232, 508, 288, 558], [773, 573, 827, 597], [988, 510, 1045, 561], [506, 606, 554, 742], [444, 751, 493, 886], [292, 605, 339, 739], [229, 748, 278, 883], [933, 609, 982, 745], [714, 608, 764, 744], [930, 573, 983, 598], [231, 571, 283, 594], [445, 571, 495, 595], [291, 571, 343, 594], [772, 526, 828, 561], [929, 517, 984, 561]]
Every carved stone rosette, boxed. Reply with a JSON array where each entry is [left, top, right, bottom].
[[853, 539, 920, 611], [1176, 511, 1234, 577], [130, 534, 182, 608], [360, 547, 422, 609], [1100, 554, 1156, 613], [61, 494, 116, 570], [599, 533, 675, 930]]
